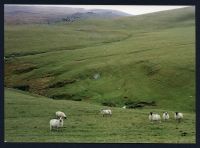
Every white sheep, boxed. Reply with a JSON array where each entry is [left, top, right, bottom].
[[174, 112, 183, 123], [100, 109, 112, 117], [56, 111, 67, 119], [149, 112, 161, 123], [49, 117, 64, 131], [162, 112, 170, 121]]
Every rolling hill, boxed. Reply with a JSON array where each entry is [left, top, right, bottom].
[[4, 6, 196, 142], [4, 5, 131, 25]]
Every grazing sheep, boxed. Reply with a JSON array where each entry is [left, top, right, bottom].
[[49, 117, 64, 131], [149, 112, 161, 123], [174, 112, 183, 123], [56, 111, 67, 119], [100, 109, 112, 117], [162, 112, 170, 121]]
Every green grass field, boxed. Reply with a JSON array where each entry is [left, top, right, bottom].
[[4, 7, 196, 142], [5, 88, 195, 143]]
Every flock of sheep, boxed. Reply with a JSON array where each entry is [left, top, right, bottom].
[[50, 111, 67, 131], [149, 111, 184, 123], [49, 110, 183, 131], [49, 109, 112, 131]]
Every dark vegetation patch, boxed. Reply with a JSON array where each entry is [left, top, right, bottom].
[[49, 93, 82, 101], [51, 45, 84, 51], [5, 62, 35, 75], [29, 77, 54, 90], [101, 101, 116, 107], [181, 132, 188, 136], [76, 72, 90, 80], [48, 79, 76, 88], [14, 64, 37, 74], [124, 100, 156, 109], [50, 93, 74, 99], [6, 51, 47, 58], [6, 45, 85, 58], [41, 73, 55, 78], [13, 84, 30, 91], [101, 98, 117, 107]]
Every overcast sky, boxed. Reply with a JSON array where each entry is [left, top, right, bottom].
[[8, 5, 189, 15], [61, 5, 189, 15]]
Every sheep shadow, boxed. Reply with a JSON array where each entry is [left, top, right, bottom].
[[49, 127, 66, 132]]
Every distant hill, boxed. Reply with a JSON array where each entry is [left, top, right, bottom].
[[4, 5, 131, 24]]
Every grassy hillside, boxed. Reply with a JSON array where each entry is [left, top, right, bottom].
[[5, 7, 195, 113], [5, 88, 195, 143], [4, 6, 196, 143], [4, 24, 130, 57]]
